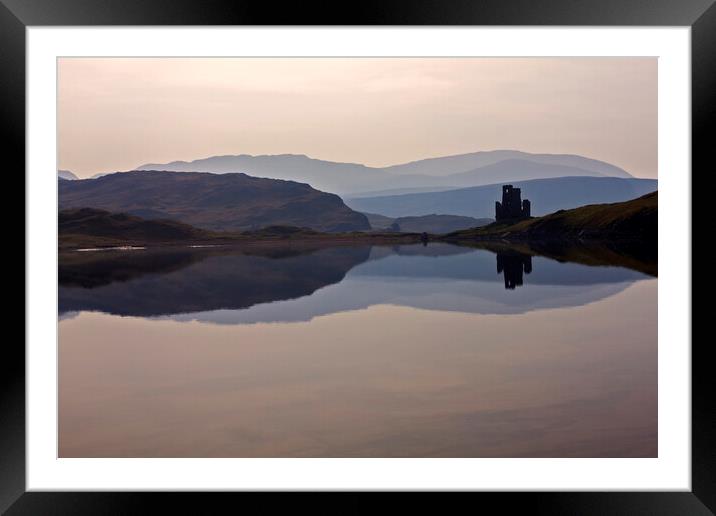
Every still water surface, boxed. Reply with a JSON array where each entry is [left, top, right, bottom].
[[59, 243, 657, 457]]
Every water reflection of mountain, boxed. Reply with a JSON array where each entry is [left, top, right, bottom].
[[59, 246, 371, 317], [59, 243, 653, 323]]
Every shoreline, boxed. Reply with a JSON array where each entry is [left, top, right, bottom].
[[58, 232, 657, 277], [59, 232, 427, 253], [59, 231, 655, 252]]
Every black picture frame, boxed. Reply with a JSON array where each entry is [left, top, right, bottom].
[[3, 0, 710, 513]]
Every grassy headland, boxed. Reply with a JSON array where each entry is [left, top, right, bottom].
[[441, 191, 657, 243]]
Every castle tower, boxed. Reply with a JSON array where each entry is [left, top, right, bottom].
[[522, 198, 531, 218], [495, 185, 531, 221]]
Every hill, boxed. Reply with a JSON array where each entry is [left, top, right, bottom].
[[59, 208, 226, 249], [365, 213, 492, 233], [58, 208, 427, 250], [363, 212, 395, 230], [393, 214, 492, 233], [443, 191, 657, 243], [58, 170, 370, 233], [346, 176, 657, 218]]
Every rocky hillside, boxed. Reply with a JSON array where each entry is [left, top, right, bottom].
[[58, 207, 228, 249], [58, 170, 370, 232]]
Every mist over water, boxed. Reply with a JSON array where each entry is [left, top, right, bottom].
[[59, 243, 657, 457]]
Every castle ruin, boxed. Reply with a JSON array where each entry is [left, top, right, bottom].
[[495, 185, 531, 221]]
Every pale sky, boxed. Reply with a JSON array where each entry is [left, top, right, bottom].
[[58, 57, 657, 179]]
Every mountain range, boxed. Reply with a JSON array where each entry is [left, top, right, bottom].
[[346, 176, 658, 219], [58, 170, 370, 232], [58, 150, 656, 235], [135, 150, 636, 196]]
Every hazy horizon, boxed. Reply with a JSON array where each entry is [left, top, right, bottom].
[[58, 57, 657, 179]]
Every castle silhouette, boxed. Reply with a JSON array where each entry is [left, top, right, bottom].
[[495, 185, 531, 221]]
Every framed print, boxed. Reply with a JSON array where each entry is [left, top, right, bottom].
[[4, 0, 711, 513]]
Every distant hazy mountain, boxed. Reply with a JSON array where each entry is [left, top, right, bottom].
[[382, 149, 632, 178], [135, 151, 634, 195], [432, 159, 618, 189], [346, 176, 658, 218], [364, 213, 492, 233], [58, 170, 78, 180], [351, 186, 456, 198], [59, 170, 370, 232]]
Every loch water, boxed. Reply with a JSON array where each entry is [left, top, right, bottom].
[[59, 243, 657, 457]]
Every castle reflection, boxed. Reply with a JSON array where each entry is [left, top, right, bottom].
[[496, 252, 533, 289]]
